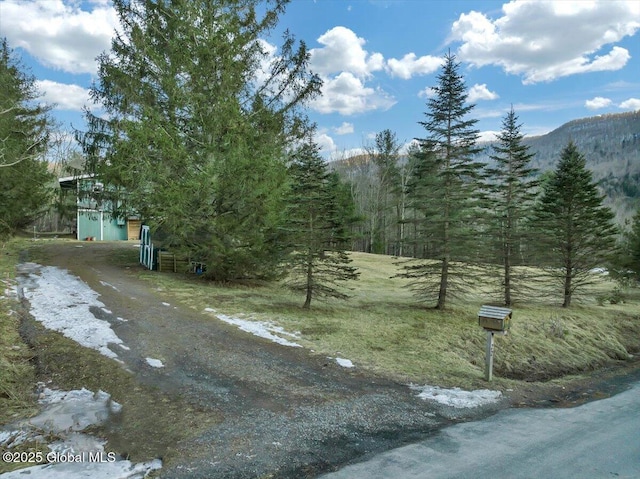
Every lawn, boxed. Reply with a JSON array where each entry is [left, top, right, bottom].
[[130, 249, 640, 390]]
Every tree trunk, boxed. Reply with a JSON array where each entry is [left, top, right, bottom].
[[504, 229, 512, 307], [562, 269, 572, 307], [437, 256, 449, 309]]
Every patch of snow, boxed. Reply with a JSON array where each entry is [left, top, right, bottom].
[[116, 317, 128, 322], [162, 302, 170, 307], [32, 387, 122, 432], [119, 344, 130, 351], [410, 385, 502, 409], [101, 308, 113, 315], [100, 281, 120, 292], [335, 358, 354, 368], [590, 267, 609, 275], [0, 387, 160, 479], [16, 264, 125, 359], [211, 312, 302, 348], [0, 458, 162, 479], [145, 358, 164, 368], [204, 307, 216, 313]]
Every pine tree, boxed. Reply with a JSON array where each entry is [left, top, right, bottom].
[[284, 139, 359, 309], [399, 52, 483, 309], [78, 0, 321, 280], [533, 141, 617, 307], [486, 107, 538, 305], [613, 208, 640, 283], [627, 209, 640, 281], [0, 39, 53, 239]]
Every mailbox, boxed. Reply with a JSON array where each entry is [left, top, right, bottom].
[[478, 305, 512, 331]]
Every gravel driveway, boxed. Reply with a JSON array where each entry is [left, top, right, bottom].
[[19, 242, 504, 478]]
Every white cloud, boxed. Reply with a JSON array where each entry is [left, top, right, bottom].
[[310, 71, 396, 115], [399, 139, 419, 155], [333, 122, 354, 135], [386, 53, 442, 79], [0, 0, 118, 74], [36, 80, 91, 111], [310, 26, 384, 78], [619, 98, 640, 110], [477, 130, 501, 143], [450, 0, 640, 84], [328, 147, 366, 162], [585, 96, 612, 110], [418, 87, 437, 99], [467, 83, 499, 102], [309, 26, 395, 116], [314, 131, 337, 154]]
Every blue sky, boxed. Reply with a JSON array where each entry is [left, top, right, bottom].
[[1, 0, 639, 159]]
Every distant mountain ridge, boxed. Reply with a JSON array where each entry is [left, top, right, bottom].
[[331, 110, 640, 223], [506, 110, 640, 178], [481, 110, 640, 222]]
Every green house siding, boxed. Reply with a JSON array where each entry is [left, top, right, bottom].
[[78, 210, 128, 241], [59, 175, 135, 241]]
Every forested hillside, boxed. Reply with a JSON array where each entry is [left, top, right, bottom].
[[491, 110, 640, 223], [333, 111, 640, 227]]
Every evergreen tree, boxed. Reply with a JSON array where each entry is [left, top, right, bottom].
[[486, 107, 538, 305], [78, 0, 321, 280], [399, 52, 483, 309], [613, 208, 640, 283], [0, 39, 53, 239], [627, 208, 640, 281], [533, 141, 617, 307], [284, 139, 359, 309]]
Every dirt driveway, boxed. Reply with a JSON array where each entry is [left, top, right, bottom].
[[19, 241, 503, 478]]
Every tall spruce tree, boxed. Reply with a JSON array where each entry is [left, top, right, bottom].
[[399, 52, 483, 309], [533, 141, 617, 307], [486, 107, 538, 305], [627, 208, 640, 281], [0, 39, 53, 239], [284, 139, 359, 309], [613, 208, 640, 282], [78, 0, 321, 280]]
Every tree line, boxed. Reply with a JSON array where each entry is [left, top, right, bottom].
[[334, 53, 632, 309], [1, 1, 639, 310]]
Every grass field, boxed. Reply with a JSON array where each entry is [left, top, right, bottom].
[[132, 249, 640, 390]]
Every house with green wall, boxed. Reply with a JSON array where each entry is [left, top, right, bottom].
[[58, 174, 141, 241]]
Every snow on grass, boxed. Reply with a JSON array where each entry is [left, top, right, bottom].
[[162, 302, 170, 307], [0, 459, 162, 479], [206, 310, 302, 348], [335, 358, 354, 368], [410, 384, 502, 409], [0, 386, 162, 479], [145, 358, 164, 368], [16, 264, 125, 359], [31, 387, 122, 432]]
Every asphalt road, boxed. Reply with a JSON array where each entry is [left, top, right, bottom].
[[320, 381, 640, 479]]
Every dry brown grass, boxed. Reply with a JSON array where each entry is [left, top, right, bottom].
[[0, 239, 37, 425], [134, 250, 640, 390]]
